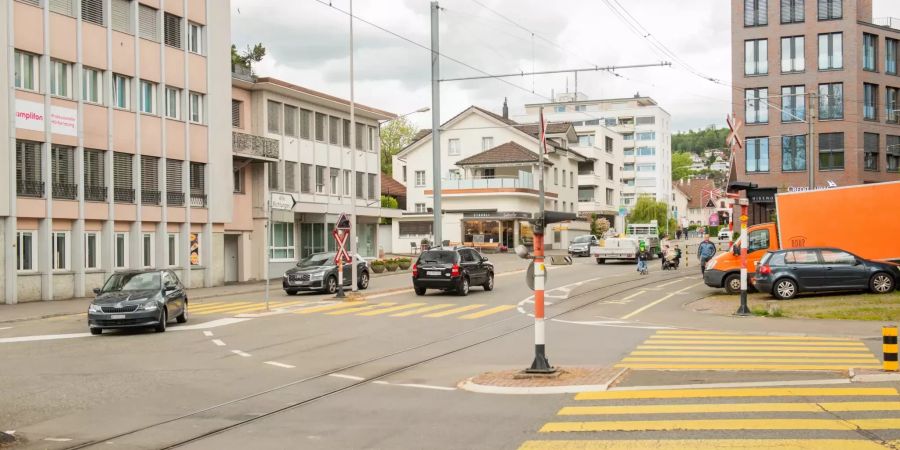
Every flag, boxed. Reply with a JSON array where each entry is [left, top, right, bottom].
[[539, 108, 547, 154]]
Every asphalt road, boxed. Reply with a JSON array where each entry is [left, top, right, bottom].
[[2, 254, 895, 450]]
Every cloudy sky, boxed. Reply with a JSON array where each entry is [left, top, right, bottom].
[[232, 0, 900, 132]]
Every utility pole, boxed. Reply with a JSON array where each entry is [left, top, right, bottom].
[[430, 1, 442, 245], [349, 0, 358, 291], [527, 106, 553, 374], [808, 92, 816, 190]]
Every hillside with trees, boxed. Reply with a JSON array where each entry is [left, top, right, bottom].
[[672, 126, 730, 155]]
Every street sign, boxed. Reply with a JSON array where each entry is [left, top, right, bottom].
[[270, 192, 296, 211], [335, 213, 351, 230], [618, 207, 627, 217], [726, 114, 743, 151], [332, 229, 352, 264], [525, 261, 549, 291]]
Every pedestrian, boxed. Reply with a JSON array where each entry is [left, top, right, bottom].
[[674, 245, 683, 268], [698, 235, 717, 275]]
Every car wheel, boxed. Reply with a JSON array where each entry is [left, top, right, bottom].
[[414, 286, 427, 296], [155, 309, 167, 333], [724, 274, 742, 294], [358, 271, 370, 290], [176, 301, 188, 324], [324, 276, 338, 294], [457, 277, 470, 296], [483, 272, 494, 291], [90, 327, 102, 335], [596, 258, 605, 265], [285, 289, 299, 296], [773, 278, 798, 300], [870, 272, 895, 294]]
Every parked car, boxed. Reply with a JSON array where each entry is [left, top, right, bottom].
[[568, 234, 599, 257], [753, 248, 899, 300], [412, 247, 494, 296], [283, 252, 369, 295], [87, 270, 188, 335]]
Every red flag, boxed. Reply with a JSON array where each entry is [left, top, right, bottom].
[[539, 109, 547, 154]]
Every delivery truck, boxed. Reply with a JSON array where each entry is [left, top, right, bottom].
[[703, 181, 900, 294]]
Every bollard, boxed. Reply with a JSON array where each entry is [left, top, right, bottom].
[[884, 326, 898, 372]]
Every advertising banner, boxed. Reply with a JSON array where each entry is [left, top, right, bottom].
[[15, 99, 78, 136]]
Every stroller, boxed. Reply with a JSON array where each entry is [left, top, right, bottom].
[[662, 250, 679, 270]]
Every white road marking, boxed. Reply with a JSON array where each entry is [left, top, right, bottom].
[[231, 350, 251, 357], [330, 373, 366, 381], [0, 333, 91, 343], [607, 290, 646, 305], [171, 318, 251, 331], [675, 281, 704, 293], [551, 318, 675, 330], [264, 361, 295, 369], [212, 339, 226, 346], [203, 331, 214, 337], [620, 293, 676, 320], [0, 327, 12, 331], [372, 380, 456, 391], [43, 438, 72, 442]]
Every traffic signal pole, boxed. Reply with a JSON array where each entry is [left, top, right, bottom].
[[735, 199, 751, 315], [527, 106, 554, 374]]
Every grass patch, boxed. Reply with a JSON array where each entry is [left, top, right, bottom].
[[700, 291, 900, 321]]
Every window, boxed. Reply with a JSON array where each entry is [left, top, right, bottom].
[[189, 162, 205, 198], [189, 92, 203, 123], [329, 116, 340, 145], [368, 174, 376, 200], [315, 113, 326, 141], [887, 39, 898, 75], [636, 146, 656, 156], [168, 233, 179, 266], [316, 166, 326, 194], [344, 169, 351, 195], [889, 87, 900, 123], [863, 33, 878, 72], [267, 101, 281, 134], [142, 233, 154, 267], [294, 162, 305, 193], [605, 136, 614, 153], [115, 232, 128, 268], [49, 232, 69, 271], [785, 249, 819, 264], [85, 232, 100, 269], [745, 88, 769, 124], [163, 13, 182, 48], [782, 135, 806, 171], [781, 86, 805, 122], [50, 0, 75, 16], [562, 169, 567, 187], [402, 166, 407, 183], [16, 231, 36, 271], [820, 249, 858, 265], [233, 167, 243, 193], [448, 138, 461, 156], [554, 106, 565, 113], [113, 152, 133, 203], [356, 171, 364, 199], [817, 0, 841, 20], [300, 109, 311, 139], [864, 133, 879, 171], [267, 162, 278, 190], [605, 188, 614, 205], [818, 132, 844, 170], [166, 159, 183, 205], [887, 135, 900, 172], [188, 22, 202, 54], [140, 155, 159, 204], [635, 116, 655, 126], [623, 163, 635, 171], [636, 163, 656, 172], [781, 36, 805, 72], [111, 0, 132, 33], [52, 145, 76, 199], [50, 60, 72, 98], [578, 135, 595, 147], [745, 39, 768, 75], [574, 105, 586, 112], [283, 105, 297, 137], [745, 137, 770, 172], [139, 80, 156, 114], [448, 169, 461, 180], [342, 119, 351, 148], [330, 168, 339, 195], [14, 51, 38, 91], [606, 163, 614, 180], [623, 133, 634, 141], [84, 149, 105, 201], [481, 137, 493, 151], [138, 4, 159, 41], [414, 203, 427, 213], [112, 74, 130, 109], [83, 67, 102, 104], [369, 126, 377, 153], [818, 83, 843, 120], [636, 132, 656, 141], [79, 0, 105, 25], [570, 171, 574, 188], [162, 87, 180, 119], [415, 170, 425, 187], [744, 0, 767, 26], [623, 148, 635, 156], [864, 84, 878, 120], [355, 123, 367, 150], [818, 32, 843, 69], [269, 222, 295, 260], [748, 229, 771, 253], [554, 168, 558, 185], [781, 0, 804, 23]]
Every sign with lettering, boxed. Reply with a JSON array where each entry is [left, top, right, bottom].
[[15, 99, 77, 136], [270, 192, 296, 211], [787, 181, 838, 192]]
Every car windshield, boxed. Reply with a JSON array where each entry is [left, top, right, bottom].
[[102, 272, 161, 292], [297, 253, 336, 268], [573, 235, 594, 243], [418, 251, 457, 264]]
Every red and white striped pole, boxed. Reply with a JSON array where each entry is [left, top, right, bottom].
[[735, 199, 751, 315], [527, 106, 554, 373]]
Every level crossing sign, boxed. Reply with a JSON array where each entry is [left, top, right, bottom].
[[332, 228, 352, 264]]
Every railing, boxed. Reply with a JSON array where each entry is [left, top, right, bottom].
[[190, 193, 207, 207], [440, 175, 535, 190], [53, 183, 78, 200], [114, 187, 135, 203], [85, 185, 107, 202], [578, 197, 596, 203], [233, 131, 280, 159], [141, 189, 161, 205], [17, 180, 44, 198], [167, 191, 185, 206], [874, 17, 900, 30], [231, 63, 256, 82]]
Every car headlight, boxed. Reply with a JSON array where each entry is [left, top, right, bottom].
[[139, 301, 158, 311], [283, 272, 289, 278], [310, 272, 325, 280], [89, 304, 103, 313]]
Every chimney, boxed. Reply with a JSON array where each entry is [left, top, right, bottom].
[[502, 97, 509, 119], [634, 92, 641, 98]]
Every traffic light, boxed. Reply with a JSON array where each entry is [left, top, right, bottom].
[[531, 211, 578, 235]]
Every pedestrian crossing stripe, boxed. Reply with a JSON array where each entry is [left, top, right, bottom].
[[520, 440, 894, 449], [187, 300, 517, 320], [539, 418, 900, 432], [357, 303, 427, 316], [326, 302, 397, 316], [558, 402, 900, 416], [575, 387, 898, 400]]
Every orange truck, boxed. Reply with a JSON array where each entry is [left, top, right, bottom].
[[703, 181, 900, 294]]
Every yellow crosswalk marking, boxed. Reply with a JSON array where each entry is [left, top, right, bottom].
[[574, 387, 898, 401], [356, 303, 428, 316], [519, 439, 888, 450], [621, 357, 878, 364], [643, 340, 866, 347], [292, 302, 361, 315], [655, 331, 855, 341], [190, 302, 254, 314], [423, 304, 485, 318], [558, 401, 900, 416], [631, 350, 874, 357], [615, 363, 881, 370], [326, 302, 396, 315], [209, 303, 274, 314], [539, 418, 900, 432], [649, 335, 859, 342], [638, 345, 870, 351], [458, 305, 516, 319], [390, 303, 457, 317]]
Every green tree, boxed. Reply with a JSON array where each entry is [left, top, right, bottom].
[[672, 151, 694, 181], [626, 196, 677, 238], [231, 43, 267, 73], [380, 117, 418, 175], [672, 126, 729, 154]]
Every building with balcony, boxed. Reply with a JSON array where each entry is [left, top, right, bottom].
[[391, 105, 586, 251], [227, 75, 396, 283], [1, 0, 232, 303]]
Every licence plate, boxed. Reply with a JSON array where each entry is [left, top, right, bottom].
[[111, 314, 126, 319], [427, 271, 442, 276]]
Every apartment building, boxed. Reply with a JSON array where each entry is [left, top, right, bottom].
[[732, 0, 900, 223], [521, 93, 673, 221], [1, 0, 231, 303], [391, 105, 585, 252], [228, 74, 396, 282]]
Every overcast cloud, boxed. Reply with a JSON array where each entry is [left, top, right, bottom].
[[233, 0, 900, 132]]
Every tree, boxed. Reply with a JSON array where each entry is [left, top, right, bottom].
[[626, 196, 677, 238], [672, 151, 694, 181], [231, 43, 267, 73], [380, 117, 418, 175], [672, 126, 730, 154], [593, 217, 610, 237]]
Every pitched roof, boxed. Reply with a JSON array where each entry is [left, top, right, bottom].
[[381, 174, 406, 197], [251, 77, 395, 119], [677, 178, 717, 209], [513, 122, 573, 136], [472, 106, 518, 126], [455, 141, 554, 166]]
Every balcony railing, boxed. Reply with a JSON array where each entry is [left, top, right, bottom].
[[85, 185, 107, 202], [440, 174, 535, 191], [142, 189, 161, 205], [17, 180, 44, 198], [167, 191, 185, 206], [114, 187, 135, 203], [233, 131, 279, 159], [52, 183, 78, 200], [190, 193, 207, 207], [231, 63, 256, 82], [874, 17, 900, 30]]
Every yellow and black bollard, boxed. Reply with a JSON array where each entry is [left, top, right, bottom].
[[884, 326, 898, 372]]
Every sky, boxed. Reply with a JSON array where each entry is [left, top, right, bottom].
[[232, 0, 900, 133]]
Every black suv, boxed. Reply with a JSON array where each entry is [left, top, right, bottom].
[[412, 247, 494, 296]]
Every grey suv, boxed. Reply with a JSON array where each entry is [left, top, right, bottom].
[[283, 252, 370, 295]]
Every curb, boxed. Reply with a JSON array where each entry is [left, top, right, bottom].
[[456, 368, 626, 395]]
